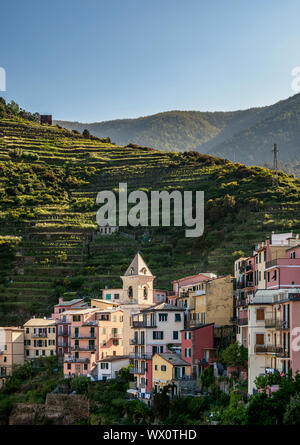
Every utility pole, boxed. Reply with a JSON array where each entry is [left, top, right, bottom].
[[272, 143, 279, 186]]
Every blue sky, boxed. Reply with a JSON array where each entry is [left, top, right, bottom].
[[1, 0, 300, 121]]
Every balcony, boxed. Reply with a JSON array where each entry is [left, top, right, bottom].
[[130, 338, 145, 346], [109, 333, 122, 339], [237, 317, 248, 326], [82, 321, 98, 326], [236, 298, 247, 307], [130, 368, 146, 375], [254, 345, 288, 355], [132, 321, 157, 328], [71, 345, 96, 351], [33, 332, 48, 338], [129, 353, 152, 360], [72, 335, 96, 340], [64, 356, 90, 363], [265, 319, 289, 329]]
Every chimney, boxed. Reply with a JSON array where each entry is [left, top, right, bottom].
[[59, 297, 63, 304]]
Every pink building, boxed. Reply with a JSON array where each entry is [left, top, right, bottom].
[[52, 298, 87, 356], [266, 244, 300, 290], [64, 309, 99, 377]]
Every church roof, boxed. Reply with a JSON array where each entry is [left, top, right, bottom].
[[124, 253, 153, 277]]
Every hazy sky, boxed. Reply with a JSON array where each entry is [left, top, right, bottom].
[[1, 0, 300, 121]]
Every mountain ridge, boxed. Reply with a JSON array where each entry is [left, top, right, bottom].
[[55, 93, 300, 173]]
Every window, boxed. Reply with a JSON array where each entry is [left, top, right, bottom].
[[175, 313, 181, 322], [84, 364, 88, 370], [173, 331, 179, 340], [185, 332, 191, 340], [50, 350, 54, 356], [153, 345, 163, 354], [35, 350, 39, 356], [26, 328, 29, 334], [256, 308, 265, 321], [114, 293, 120, 300], [4, 357, 7, 363], [106, 294, 111, 300], [201, 312, 205, 324], [185, 348, 191, 358], [155, 365, 158, 370], [256, 333, 264, 345], [67, 364, 71, 370], [42, 350, 46, 356], [143, 287, 148, 299], [158, 313, 168, 322], [73, 315, 81, 322], [101, 363, 109, 369], [161, 365, 167, 372], [102, 328, 106, 334], [153, 331, 164, 340], [128, 286, 133, 298], [272, 270, 277, 281]]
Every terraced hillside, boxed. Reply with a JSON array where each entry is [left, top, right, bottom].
[[1, 112, 300, 325]]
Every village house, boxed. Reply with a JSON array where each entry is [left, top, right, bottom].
[[52, 298, 87, 357], [248, 288, 300, 394], [152, 353, 192, 398], [130, 302, 185, 398], [180, 323, 215, 378], [24, 318, 56, 361], [95, 355, 129, 381], [0, 327, 24, 386]]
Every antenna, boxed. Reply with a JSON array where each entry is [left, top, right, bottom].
[[272, 144, 279, 186]]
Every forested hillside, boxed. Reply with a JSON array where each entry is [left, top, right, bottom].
[[1, 98, 300, 325]]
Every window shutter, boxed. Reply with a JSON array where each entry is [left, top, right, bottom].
[[256, 308, 265, 321], [256, 333, 264, 345]]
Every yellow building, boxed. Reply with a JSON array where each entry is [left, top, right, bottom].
[[152, 353, 191, 397], [189, 275, 234, 326], [24, 318, 56, 360], [0, 327, 24, 384]]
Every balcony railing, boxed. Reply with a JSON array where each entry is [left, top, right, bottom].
[[265, 319, 289, 329], [72, 335, 96, 339], [132, 321, 157, 328], [129, 353, 152, 360], [64, 357, 90, 363], [33, 333, 48, 338], [130, 368, 146, 375], [266, 259, 278, 269], [71, 345, 96, 351], [254, 345, 289, 355], [130, 338, 145, 345], [109, 333, 122, 339], [237, 318, 248, 326], [236, 298, 247, 307]]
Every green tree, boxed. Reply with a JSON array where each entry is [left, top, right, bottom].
[[153, 386, 170, 421], [70, 376, 90, 394], [220, 342, 248, 367], [283, 393, 300, 425], [82, 129, 90, 139]]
